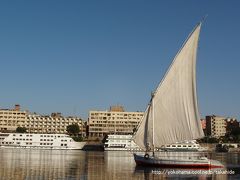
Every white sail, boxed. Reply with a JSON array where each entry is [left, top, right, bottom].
[[134, 23, 204, 151]]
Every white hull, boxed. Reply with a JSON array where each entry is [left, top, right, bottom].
[[0, 133, 86, 150], [104, 147, 142, 151], [159, 147, 207, 152], [134, 153, 223, 168], [0, 142, 86, 150]]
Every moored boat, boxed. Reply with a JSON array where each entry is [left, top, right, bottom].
[[0, 133, 86, 150], [104, 134, 142, 151], [159, 140, 207, 152], [104, 134, 207, 152], [215, 143, 229, 152]]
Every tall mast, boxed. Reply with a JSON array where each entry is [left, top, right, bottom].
[[152, 92, 155, 156]]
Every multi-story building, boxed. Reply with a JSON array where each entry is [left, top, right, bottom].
[[0, 105, 27, 132], [88, 106, 144, 137], [206, 115, 227, 137], [24, 113, 86, 136], [0, 104, 86, 136]]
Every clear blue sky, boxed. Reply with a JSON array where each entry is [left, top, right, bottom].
[[0, 1, 239, 120]]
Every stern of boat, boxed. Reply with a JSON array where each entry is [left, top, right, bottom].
[[209, 159, 224, 168]]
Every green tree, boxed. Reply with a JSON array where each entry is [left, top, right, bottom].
[[16, 127, 27, 133], [230, 127, 240, 142], [231, 127, 240, 136], [66, 124, 80, 136], [72, 136, 83, 142], [199, 136, 219, 143]]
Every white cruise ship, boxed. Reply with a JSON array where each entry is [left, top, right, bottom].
[[104, 135, 207, 152], [159, 140, 208, 152], [0, 133, 86, 150], [104, 134, 142, 151]]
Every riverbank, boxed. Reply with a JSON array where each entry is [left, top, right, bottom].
[[82, 141, 104, 151], [201, 143, 240, 152], [82, 141, 240, 152]]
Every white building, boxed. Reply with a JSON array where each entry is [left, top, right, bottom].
[[88, 106, 144, 137], [206, 115, 227, 137], [24, 113, 86, 136], [0, 105, 27, 132], [0, 105, 85, 136]]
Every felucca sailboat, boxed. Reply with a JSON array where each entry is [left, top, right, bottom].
[[133, 22, 223, 168]]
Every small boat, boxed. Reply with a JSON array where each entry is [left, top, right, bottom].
[[215, 144, 229, 152], [0, 133, 86, 150], [133, 21, 224, 168]]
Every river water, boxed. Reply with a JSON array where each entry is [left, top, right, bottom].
[[0, 149, 240, 180]]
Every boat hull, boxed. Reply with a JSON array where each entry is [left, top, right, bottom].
[[0, 141, 86, 150], [134, 154, 223, 169], [0, 133, 86, 150]]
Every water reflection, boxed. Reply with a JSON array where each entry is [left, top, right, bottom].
[[0, 149, 239, 180], [0, 149, 86, 179], [134, 166, 228, 180]]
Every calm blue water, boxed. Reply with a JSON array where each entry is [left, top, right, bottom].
[[0, 149, 239, 180]]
